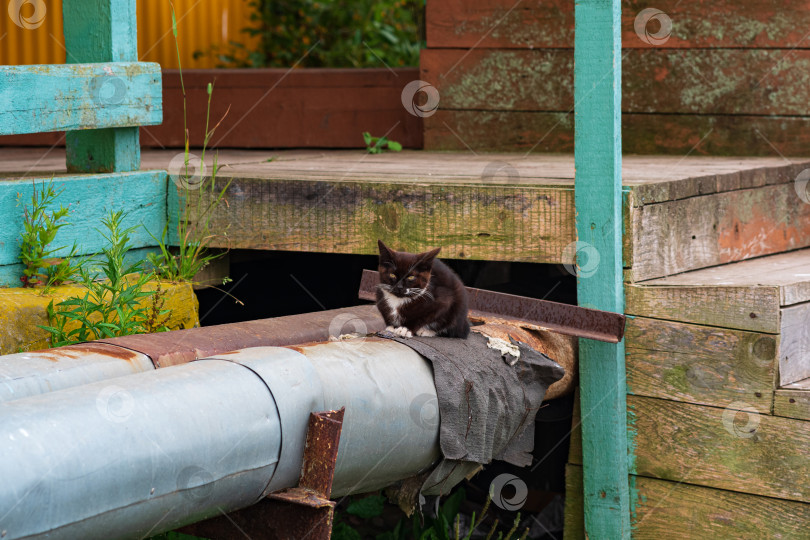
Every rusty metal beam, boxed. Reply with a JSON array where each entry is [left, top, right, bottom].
[[179, 408, 345, 540], [358, 268, 625, 343], [100, 304, 385, 367]]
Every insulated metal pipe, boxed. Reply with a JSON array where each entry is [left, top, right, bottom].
[[0, 342, 154, 403], [0, 340, 439, 539], [0, 305, 384, 404]]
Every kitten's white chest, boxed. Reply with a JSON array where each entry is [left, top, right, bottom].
[[381, 289, 411, 324]]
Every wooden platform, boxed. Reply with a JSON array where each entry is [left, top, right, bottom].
[[567, 248, 810, 538], [2, 148, 808, 283]]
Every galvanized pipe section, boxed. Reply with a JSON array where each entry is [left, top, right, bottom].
[[0, 305, 384, 404], [0, 341, 439, 539], [0, 342, 153, 403]]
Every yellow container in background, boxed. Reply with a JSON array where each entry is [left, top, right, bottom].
[[0, 0, 259, 68]]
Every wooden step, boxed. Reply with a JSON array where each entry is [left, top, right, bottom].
[[2, 148, 809, 282], [628, 248, 810, 386]]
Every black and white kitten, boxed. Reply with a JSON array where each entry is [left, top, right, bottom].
[[376, 240, 470, 338]]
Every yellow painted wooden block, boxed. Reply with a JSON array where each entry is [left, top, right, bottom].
[[0, 281, 199, 354]]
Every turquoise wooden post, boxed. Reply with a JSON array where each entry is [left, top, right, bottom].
[[574, 0, 631, 538], [63, 0, 141, 173]]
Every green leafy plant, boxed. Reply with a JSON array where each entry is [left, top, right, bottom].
[[149, 4, 233, 287], [195, 0, 424, 69], [41, 211, 170, 347], [18, 180, 80, 289], [363, 132, 403, 154], [333, 490, 529, 540]]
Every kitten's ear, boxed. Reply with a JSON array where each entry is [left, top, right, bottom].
[[378, 240, 396, 263], [417, 246, 441, 268]]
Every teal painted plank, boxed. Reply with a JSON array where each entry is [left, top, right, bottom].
[[63, 0, 148, 173], [0, 247, 161, 288], [0, 171, 167, 267], [574, 0, 631, 538], [0, 62, 162, 136]]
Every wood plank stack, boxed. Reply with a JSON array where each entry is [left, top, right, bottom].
[[566, 249, 810, 537], [421, 0, 810, 155]]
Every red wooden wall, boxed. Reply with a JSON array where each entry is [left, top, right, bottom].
[[421, 0, 810, 155]]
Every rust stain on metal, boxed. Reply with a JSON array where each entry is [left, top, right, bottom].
[[98, 305, 385, 368], [63, 343, 140, 362], [25, 343, 140, 362], [359, 268, 625, 343]]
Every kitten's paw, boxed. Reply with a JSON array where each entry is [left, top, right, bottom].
[[416, 328, 437, 337], [393, 326, 413, 338], [385, 326, 396, 333]]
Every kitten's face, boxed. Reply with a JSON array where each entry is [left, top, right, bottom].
[[377, 241, 440, 298]]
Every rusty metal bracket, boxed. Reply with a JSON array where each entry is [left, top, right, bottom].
[[359, 268, 626, 343], [179, 407, 345, 540]]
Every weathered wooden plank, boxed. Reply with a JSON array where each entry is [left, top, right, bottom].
[[421, 49, 810, 116], [3, 148, 802, 196], [628, 395, 810, 504], [563, 464, 585, 540], [774, 379, 810, 421], [424, 110, 810, 156], [625, 285, 780, 333], [626, 317, 777, 410], [628, 183, 810, 281], [63, 0, 150, 173], [427, 0, 810, 49], [172, 175, 575, 263], [574, 0, 630, 536], [779, 302, 810, 385], [0, 62, 162, 136], [566, 465, 810, 540], [0, 172, 167, 267], [632, 248, 810, 306]]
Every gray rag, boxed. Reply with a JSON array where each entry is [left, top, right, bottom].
[[384, 331, 565, 496]]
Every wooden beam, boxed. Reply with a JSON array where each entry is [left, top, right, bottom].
[[171, 174, 576, 263], [0, 171, 167, 268], [574, 0, 630, 537], [625, 317, 777, 410], [0, 63, 162, 137], [62, 0, 152, 173], [425, 110, 810, 156], [421, 48, 810, 116], [427, 0, 810, 49]]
